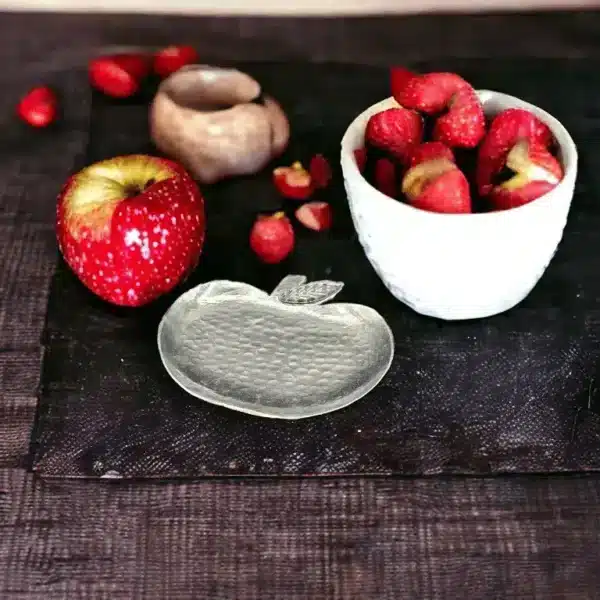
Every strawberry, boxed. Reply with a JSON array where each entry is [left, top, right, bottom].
[[397, 72, 485, 149], [408, 141, 455, 167], [153, 45, 199, 79], [365, 107, 423, 163], [249, 212, 295, 264], [488, 139, 563, 210], [309, 154, 332, 189], [273, 162, 314, 200], [476, 108, 555, 197], [354, 148, 367, 173], [112, 53, 151, 81], [374, 157, 397, 198], [390, 67, 417, 104], [295, 201, 333, 231], [401, 158, 471, 213], [56, 155, 205, 307], [88, 54, 150, 98], [17, 86, 57, 128]]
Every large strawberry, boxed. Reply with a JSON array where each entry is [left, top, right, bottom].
[[401, 158, 471, 214], [56, 155, 205, 307], [397, 72, 486, 149], [476, 108, 554, 197], [488, 139, 563, 210], [365, 107, 423, 164]]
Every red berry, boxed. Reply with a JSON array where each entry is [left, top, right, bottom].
[[354, 148, 367, 173], [365, 107, 423, 164], [295, 201, 333, 231], [488, 139, 563, 210], [17, 86, 57, 128], [153, 45, 199, 78], [398, 72, 485, 149], [374, 158, 397, 199], [402, 158, 471, 214], [390, 67, 417, 104], [89, 56, 141, 98], [309, 154, 332, 189], [477, 108, 556, 197], [273, 162, 314, 200], [408, 142, 455, 167], [250, 212, 295, 264]]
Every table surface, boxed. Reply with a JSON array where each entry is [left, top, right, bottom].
[[2, 10, 600, 600]]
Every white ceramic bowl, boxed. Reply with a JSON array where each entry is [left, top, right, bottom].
[[340, 91, 578, 321]]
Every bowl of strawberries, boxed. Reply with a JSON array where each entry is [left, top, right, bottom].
[[340, 69, 578, 320]]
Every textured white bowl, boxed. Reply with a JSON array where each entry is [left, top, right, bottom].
[[340, 91, 578, 320]]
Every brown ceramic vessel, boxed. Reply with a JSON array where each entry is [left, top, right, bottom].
[[150, 65, 290, 183]]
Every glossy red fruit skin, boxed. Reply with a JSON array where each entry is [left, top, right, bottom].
[[365, 107, 423, 163], [390, 67, 417, 104], [153, 46, 199, 78], [17, 86, 57, 128], [89, 56, 140, 98], [408, 141, 455, 167], [249, 213, 295, 264], [295, 201, 333, 232], [273, 163, 314, 200], [374, 158, 397, 199], [112, 53, 151, 80], [489, 181, 557, 211], [353, 148, 367, 173], [56, 157, 205, 307], [411, 168, 472, 214], [309, 154, 332, 189], [476, 108, 555, 197], [398, 73, 486, 149]]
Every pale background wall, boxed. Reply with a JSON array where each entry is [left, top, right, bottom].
[[0, 0, 598, 14]]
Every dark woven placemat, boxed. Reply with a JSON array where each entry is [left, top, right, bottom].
[[29, 59, 600, 479]]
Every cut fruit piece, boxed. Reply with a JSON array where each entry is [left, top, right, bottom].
[[295, 201, 333, 232], [273, 162, 314, 200]]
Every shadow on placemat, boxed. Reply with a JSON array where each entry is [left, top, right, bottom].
[[30, 60, 600, 479]]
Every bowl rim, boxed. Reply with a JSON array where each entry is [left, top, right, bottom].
[[340, 89, 578, 220]]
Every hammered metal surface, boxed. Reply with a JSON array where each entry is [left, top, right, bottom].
[[158, 279, 394, 419]]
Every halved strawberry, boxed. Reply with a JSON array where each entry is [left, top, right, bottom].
[[17, 86, 57, 128], [488, 139, 563, 210], [476, 108, 555, 197], [309, 154, 332, 189], [365, 107, 423, 164], [374, 157, 397, 199], [402, 158, 471, 213], [408, 141, 455, 167], [153, 45, 199, 78], [295, 201, 332, 231], [397, 73, 485, 149], [273, 162, 314, 200]]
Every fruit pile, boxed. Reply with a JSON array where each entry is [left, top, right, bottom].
[[358, 68, 564, 213]]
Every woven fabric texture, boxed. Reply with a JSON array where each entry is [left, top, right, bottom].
[[2, 11, 600, 599]]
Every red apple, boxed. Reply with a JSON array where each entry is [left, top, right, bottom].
[[56, 155, 205, 307]]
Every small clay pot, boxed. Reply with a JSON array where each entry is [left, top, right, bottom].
[[150, 65, 290, 184]]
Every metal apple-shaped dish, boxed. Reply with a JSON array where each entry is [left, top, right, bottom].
[[150, 65, 290, 184], [158, 275, 394, 419]]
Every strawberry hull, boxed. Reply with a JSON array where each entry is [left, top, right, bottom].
[[341, 92, 578, 321]]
